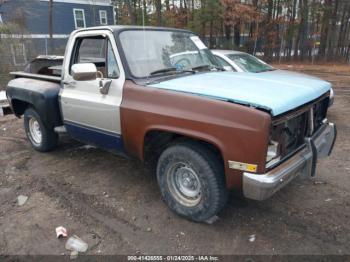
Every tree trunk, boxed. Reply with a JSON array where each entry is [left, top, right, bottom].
[[287, 0, 297, 60], [264, 0, 274, 60], [275, 0, 281, 61], [319, 0, 332, 57], [341, 6, 350, 57], [183, 0, 188, 25], [155, 0, 162, 26], [191, 0, 195, 21], [336, 3, 348, 57], [234, 23, 240, 48], [327, 0, 339, 59], [125, 0, 136, 24], [224, 24, 231, 42], [165, 0, 170, 11], [299, 0, 309, 61], [142, 0, 147, 25], [209, 19, 214, 48], [294, 0, 305, 60]]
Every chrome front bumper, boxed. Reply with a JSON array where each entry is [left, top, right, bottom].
[[243, 122, 336, 201]]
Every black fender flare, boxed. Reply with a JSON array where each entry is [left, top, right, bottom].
[[6, 78, 62, 129]]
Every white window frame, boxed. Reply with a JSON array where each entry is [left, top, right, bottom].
[[10, 43, 27, 66], [99, 10, 108, 25], [73, 8, 86, 29]]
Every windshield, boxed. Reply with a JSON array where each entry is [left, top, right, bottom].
[[119, 30, 220, 78], [227, 54, 275, 73]]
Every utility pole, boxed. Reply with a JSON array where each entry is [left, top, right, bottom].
[[48, 0, 53, 53]]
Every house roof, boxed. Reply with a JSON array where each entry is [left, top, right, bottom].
[[39, 0, 112, 6]]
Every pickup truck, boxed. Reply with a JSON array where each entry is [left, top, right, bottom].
[[6, 26, 336, 222]]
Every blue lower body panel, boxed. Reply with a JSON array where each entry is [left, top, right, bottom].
[[64, 121, 124, 153]]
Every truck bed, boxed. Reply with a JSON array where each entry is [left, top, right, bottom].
[[10, 55, 64, 83]]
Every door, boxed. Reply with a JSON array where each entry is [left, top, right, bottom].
[[60, 30, 125, 152]]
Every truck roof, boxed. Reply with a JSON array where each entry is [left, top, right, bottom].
[[74, 25, 194, 35]]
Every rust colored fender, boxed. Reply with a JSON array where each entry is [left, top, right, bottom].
[[120, 81, 271, 190]]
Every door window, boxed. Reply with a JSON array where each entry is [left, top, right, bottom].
[[75, 37, 107, 77], [72, 36, 119, 79], [77, 38, 106, 64], [107, 41, 120, 78]]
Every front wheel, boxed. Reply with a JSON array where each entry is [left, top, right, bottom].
[[24, 108, 58, 152], [157, 141, 227, 222]]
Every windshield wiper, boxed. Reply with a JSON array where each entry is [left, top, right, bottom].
[[150, 67, 195, 76], [256, 68, 276, 73], [192, 64, 225, 71]]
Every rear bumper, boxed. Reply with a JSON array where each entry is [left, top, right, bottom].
[[243, 122, 336, 201]]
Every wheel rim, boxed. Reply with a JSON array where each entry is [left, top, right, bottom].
[[167, 162, 202, 207], [28, 117, 42, 145]]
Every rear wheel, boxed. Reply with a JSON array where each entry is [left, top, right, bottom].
[[24, 108, 58, 152], [157, 141, 227, 222]]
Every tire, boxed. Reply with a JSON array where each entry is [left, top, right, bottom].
[[24, 107, 58, 152], [157, 141, 227, 222]]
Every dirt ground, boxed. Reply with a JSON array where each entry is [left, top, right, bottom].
[[0, 64, 349, 256]]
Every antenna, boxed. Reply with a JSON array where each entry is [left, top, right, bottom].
[[142, 1, 149, 83]]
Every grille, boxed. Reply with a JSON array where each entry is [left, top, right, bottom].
[[270, 95, 329, 161], [312, 96, 329, 132], [271, 111, 308, 158]]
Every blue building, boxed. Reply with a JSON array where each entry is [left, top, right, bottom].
[[0, 0, 115, 35], [0, 0, 115, 66]]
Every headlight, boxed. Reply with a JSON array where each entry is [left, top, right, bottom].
[[266, 140, 280, 168]]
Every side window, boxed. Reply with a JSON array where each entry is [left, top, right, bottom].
[[74, 9, 86, 29], [107, 41, 120, 78], [73, 37, 107, 77], [76, 38, 106, 64], [99, 10, 108, 25], [71, 36, 119, 79], [215, 55, 235, 71]]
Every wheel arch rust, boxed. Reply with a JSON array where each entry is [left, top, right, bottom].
[[143, 125, 225, 158]]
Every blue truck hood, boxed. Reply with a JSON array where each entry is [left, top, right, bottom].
[[147, 70, 331, 116]]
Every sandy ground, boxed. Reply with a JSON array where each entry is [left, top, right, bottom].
[[0, 64, 349, 256]]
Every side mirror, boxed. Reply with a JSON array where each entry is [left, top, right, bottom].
[[71, 63, 97, 81], [99, 79, 112, 95]]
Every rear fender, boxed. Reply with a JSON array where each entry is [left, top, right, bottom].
[[6, 78, 62, 129]]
